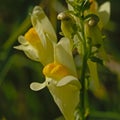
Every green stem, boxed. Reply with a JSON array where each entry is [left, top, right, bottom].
[[79, 17, 88, 120], [80, 53, 87, 120]]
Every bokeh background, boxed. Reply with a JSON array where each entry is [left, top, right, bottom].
[[0, 0, 120, 120]]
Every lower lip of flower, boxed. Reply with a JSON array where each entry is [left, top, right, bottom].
[[43, 62, 70, 80]]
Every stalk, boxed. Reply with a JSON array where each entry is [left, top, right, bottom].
[[79, 17, 88, 120]]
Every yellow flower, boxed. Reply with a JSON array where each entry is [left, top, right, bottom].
[[14, 6, 81, 120], [30, 38, 81, 120], [14, 6, 57, 65], [87, 0, 111, 28]]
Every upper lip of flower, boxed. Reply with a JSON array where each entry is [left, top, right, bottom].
[[31, 6, 57, 44]]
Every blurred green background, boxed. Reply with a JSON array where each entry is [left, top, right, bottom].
[[0, 0, 120, 120]]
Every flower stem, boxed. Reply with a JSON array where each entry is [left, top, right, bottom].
[[80, 54, 87, 120], [79, 18, 88, 120]]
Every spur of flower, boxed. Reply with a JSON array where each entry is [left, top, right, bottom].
[[14, 6, 81, 120]]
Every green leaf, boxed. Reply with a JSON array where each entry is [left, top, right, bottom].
[[89, 56, 103, 65]]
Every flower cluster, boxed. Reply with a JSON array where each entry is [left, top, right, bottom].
[[14, 6, 81, 120], [14, 0, 110, 119]]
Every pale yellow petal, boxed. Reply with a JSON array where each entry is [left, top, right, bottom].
[[48, 82, 80, 120], [98, 1, 111, 28], [30, 82, 47, 91], [57, 75, 81, 89], [31, 6, 57, 44], [14, 36, 40, 62], [54, 37, 77, 76]]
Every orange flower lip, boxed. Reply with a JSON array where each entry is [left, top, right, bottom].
[[43, 62, 70, 80], [24, 27, 42, 47]]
